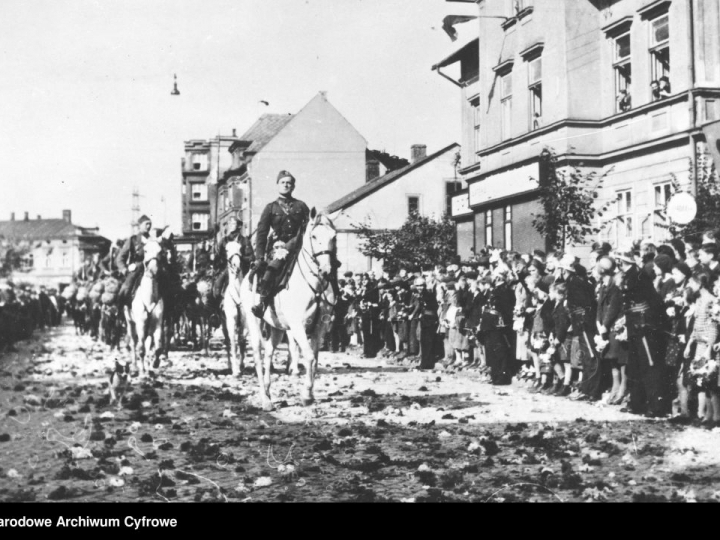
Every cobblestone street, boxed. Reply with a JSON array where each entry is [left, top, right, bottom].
[[0, 322, 719, 502]]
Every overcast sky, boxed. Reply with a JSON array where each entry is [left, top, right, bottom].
[[0, 0, 477, 242]]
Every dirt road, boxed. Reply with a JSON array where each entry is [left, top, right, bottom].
[[1, 322, 719, 502]]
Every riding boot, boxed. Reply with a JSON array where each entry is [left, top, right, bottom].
[[251, 268, 276, 318]]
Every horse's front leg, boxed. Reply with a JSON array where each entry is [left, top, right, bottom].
[[287, 337, 301, 376], [287, 326, 317, 407], [224, 305, 241, 377], [124, 307, 138, 373], [135, 317, 148, 378], [152, 308, 165, 371]]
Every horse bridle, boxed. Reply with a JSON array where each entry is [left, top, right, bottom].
[[298, 222, 338, 307], [227, 253, 242, 276]]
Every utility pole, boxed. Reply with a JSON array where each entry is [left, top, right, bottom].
[[131, 187, 140, 234]]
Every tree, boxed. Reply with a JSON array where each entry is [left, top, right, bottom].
[[0, 238, 31, 278], [532, 148, 613, 251], [354, 213, 457, 273]]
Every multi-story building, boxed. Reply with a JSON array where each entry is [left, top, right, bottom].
[[177, 134, 238, 254], [214, 92, 368, 242], [0, 210, 110, 289], [441, 0, 720, 257]]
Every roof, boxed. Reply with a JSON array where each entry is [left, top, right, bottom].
[[326, 143, 460, 213], [0, 219, 108, 242], [366, 149, 410, 172], [433, 38, 479, 70], [237, 113, 294, 155]]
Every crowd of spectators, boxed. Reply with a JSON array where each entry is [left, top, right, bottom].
[[0, 283, 63, 352], [329, 229, 720, 425]]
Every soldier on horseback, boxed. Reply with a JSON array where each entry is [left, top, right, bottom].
[[251, 170, 310, 318], [116, 215, 153, 307], [100, 240, 123, 278], [212, 215, 254, 300]]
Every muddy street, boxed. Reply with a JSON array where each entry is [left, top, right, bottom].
[[1, 322, 719, 503]]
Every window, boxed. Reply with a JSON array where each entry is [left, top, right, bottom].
[[472, 98, 481, 157], [21, 254, 33, 270], [191, 213, 209, 231], [45, 253, 52, 268], [446, 182, 462, 216], [191, 183, 208, 202], [192, 153, 209, 171], [652, 182, 673, 242], [705, 100, 718, 122], [504, 206, 513, 250], [649, 14, 670, 100], [485, 210, 493, 247], [408, 196, 420, 216], [614, 32, 632, 112], [61, 250, 69, 268], [528, 57, 542, 129], [616, 190, 634, 245], [501, 73, 513, 140]]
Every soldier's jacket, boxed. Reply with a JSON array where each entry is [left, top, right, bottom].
[[115, 233, 149, 273], [215, 230, 254, 274], [255, 197, 310, 260]]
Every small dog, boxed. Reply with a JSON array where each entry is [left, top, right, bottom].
[[108, 358, 131, 405]]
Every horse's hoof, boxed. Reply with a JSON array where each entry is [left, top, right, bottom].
[[262, 402, 275, 412], [302, 398, 314, 407]]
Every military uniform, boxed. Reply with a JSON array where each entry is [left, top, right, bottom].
[[252, 196, 310, 316], [212, 229, 254, 299], [116, 232, 150, 306], [255, 197, 310, 265], [621, 264, 669, 416]]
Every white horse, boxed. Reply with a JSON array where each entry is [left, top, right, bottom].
[[240, 209, 337, 411], [221, 240, 247, 376], [123, 239, 165, 377]]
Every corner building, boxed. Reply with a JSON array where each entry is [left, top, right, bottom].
[[443, 0, 720, 257]]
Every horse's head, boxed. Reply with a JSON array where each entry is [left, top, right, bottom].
[[305, 208, 337, 279], [225, 241, 243, 276], [143, 240, 163, 277]]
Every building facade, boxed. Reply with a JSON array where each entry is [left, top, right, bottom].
[[327, 143, 463, 274], [214, 92, 368, 243], [0, 210, 110, 289], [178, 134, 238, 247], [442, 0, 720, 257]]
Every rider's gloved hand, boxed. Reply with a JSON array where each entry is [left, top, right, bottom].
[[128, 263, 137, 272]]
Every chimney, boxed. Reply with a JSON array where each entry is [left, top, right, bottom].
[[411, 144, 427, 164], [10, 212, 14, 221], [232, 128, 237, 137], [63, 210, 72, 223], [24, 212, 29, 221], [37, 215, 41, 220]]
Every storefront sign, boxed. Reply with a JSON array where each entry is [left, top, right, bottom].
[[666, 192, 697, 225], [451, 192, 472, 217], [469, 163, 539, 207]]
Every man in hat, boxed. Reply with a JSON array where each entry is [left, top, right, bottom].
[[558, 253, 599, 401], [616, 248, 669, 417], [212, 215, 254, 300], [251, 170, 310, 318], [116, 215, 154, 307]]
